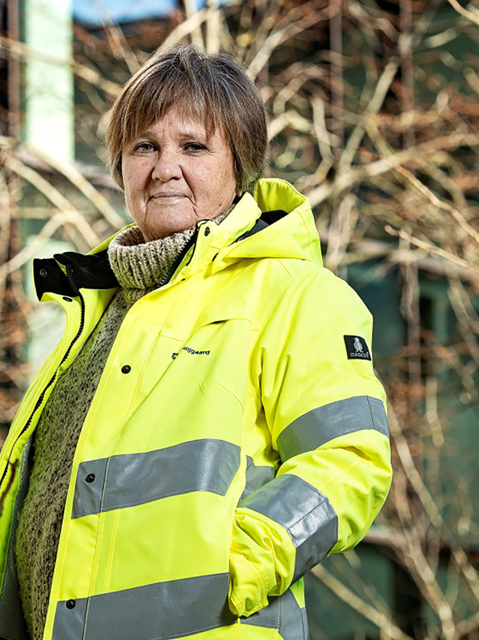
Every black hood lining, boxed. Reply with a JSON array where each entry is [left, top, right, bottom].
[[234, 210, 287, 244]]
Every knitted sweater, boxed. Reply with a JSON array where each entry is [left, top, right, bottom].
[[14, 211, 231, 640]]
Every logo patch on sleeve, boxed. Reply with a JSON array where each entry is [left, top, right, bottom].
[[344, 335, 371, 361]]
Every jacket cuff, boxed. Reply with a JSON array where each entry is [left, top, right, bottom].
[[228, 551, 269, 617]]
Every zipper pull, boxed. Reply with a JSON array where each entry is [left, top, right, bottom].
[[65, 264, 80, 297]]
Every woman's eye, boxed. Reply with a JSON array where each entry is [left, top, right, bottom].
[[185, 143, 206, 152], [135, 142, 155, 152]]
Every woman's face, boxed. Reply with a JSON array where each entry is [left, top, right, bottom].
[[121, 106, 239, 241]]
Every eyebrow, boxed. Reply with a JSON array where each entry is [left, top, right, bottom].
[[140, 128, 208, 140]]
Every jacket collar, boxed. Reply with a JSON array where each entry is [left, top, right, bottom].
[[34, 250, 118, 300]]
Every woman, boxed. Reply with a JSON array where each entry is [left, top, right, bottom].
[[0, 45, 392, 640]]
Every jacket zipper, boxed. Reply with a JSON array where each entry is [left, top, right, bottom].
[[0, 265, 86, 493], [158, 225, 200, 288]]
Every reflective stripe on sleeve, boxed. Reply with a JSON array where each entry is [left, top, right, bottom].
[[239, 474, 338, 583], [240, 456, 276, 501], [243, 588, 307, 640], [51, 573, 236, 640], [277, 395, 388, 462], [72, 439, 240, 519]]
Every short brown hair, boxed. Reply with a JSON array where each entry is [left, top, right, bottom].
[[105, 44, 268, 193]]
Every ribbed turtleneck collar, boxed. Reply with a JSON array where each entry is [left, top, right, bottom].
[[107, 207, 233, 290]]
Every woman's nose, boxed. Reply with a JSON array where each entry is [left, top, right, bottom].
[[151, 151, 182, 181]]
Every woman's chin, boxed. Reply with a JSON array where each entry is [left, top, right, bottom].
[[142, 220, 194, 241]]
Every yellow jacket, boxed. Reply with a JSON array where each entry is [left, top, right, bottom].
[[0, 179, 391, 640]]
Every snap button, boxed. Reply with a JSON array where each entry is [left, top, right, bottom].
[[204, 227, 211, 236], [63, 297, 72, 302], [85, 473, 95, 483], [39, 268, 48, 278], [121, 365, 131, 374], [66, 600, 76, 610]]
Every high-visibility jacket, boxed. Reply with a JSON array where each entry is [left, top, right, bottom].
[[0, 178, 391, 640]]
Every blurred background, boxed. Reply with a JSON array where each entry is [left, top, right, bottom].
[[1, 0, 479, 637]]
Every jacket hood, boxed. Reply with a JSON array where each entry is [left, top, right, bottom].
[[213, 179, 322, 268]]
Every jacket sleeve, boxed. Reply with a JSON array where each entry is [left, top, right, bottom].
[[228, 266, 392, 617]]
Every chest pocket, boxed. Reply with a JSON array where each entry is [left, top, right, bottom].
[[125, 300, 252, 454], [176, 302, 252, 410]]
